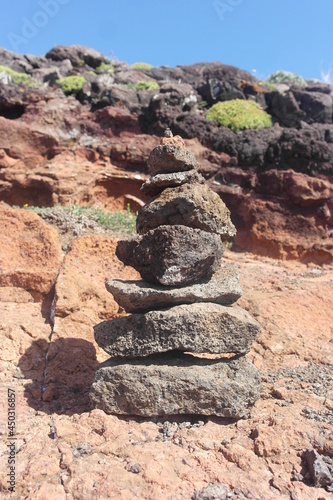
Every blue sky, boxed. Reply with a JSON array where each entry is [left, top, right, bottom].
[[0, 0, 332, 82]]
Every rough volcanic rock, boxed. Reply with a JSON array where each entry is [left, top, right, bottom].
[[303, 449, 333, 490], [140, 169, 205, 196], [94, 303, 260, 357], [45, 45, 108, 69], [0, 203, 61, 295], [293, 90, 333, 124], [116, 225, 224, 286], [136, 183, 236, 241], [256, 169, 332, 208], [89, 353, 261, 418], [148, 144, 200, 176], [106, 263, 241, 312]]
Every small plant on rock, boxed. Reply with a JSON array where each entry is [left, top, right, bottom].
[[0, 65, 36, 87], [96, 62, 113, 72], [266, 70, 307, 87], [131, 62, 154, 70], [58, 75, 87, 96], [134, 80, 159, 91], [206, 99, 272, 133]]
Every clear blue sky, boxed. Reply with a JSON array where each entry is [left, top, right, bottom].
[[0, 0, 332, 82]]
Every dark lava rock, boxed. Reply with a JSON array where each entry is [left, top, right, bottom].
[[302, 448, 333, 491], [45, 44, 108, 69], [148, 144, 200, 176], [136, 182, 236, 241], [140, 169, 205, 197], [116, 225, 224, 286]]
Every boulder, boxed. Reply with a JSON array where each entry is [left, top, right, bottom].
[[94, 303, 260, 357], [140, 169, 205, 197], [116, 225, 224, 286], [148, 144, 200, 176], [136, 183, 236, 241], [90, 353, 261, 418], [106, 263, 241, 312], [0, 204, 61, 295], [46, 45, 108, 69]]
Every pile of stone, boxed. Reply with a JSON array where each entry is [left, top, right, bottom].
[[90, 132, 261, 419]]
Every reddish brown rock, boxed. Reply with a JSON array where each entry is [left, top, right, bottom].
[[0, 203, 61, 294], [1, 249, 332, 499]]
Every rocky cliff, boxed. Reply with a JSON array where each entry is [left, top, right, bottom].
[[0, 45, 332, 264]]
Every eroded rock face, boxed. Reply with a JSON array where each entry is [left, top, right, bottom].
[[94, 303, 260, 357], [0, 203, 61, 294], [105, 263, 242, 312], [116, 225, 224, 286], [136, 182, 236, 241], [148, 144, 200, 176], [89, 354, 261, 418]]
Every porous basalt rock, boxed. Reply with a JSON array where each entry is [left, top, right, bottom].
[[94, 303, 260, 357], [148, 144, 200, 176], [136, 182, 236, 241], [140, 169, 205, 197], [91, 133, 261, 419], [89, 353, 261, 418], [105, 263, 241, 313], [116, 225, 224, 286]]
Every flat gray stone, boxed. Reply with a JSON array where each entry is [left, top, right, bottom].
[[148, 144, 200, 176], [106, 263, 242, 312], [116, 225, 224, 286], [136, 183, 236, 241], [94, 303, 260, 357], [140, 170, 205, 197], [89, 353, 261, 418]]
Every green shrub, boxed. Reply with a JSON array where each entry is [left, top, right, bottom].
[[266, 70, 307, 87], [206, 99, 272, 132], [0, 65, 35, 86], [96, 62, 113, 72], [58, 75, 86, 95], [134, 80, 159, 91], [131, 62, 154, 70], [23, 204, 137, 234]]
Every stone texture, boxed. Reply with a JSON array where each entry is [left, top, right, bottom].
[[116, 225, 224, 286], [136, 183, 236, 241], [106, 263, 241, 312], [148, 144, 200, 176], [0, 203, 62, 295], [1, 247, 332, 499], [94, 303, 260, 357], [140, 169, 205, 197], [303, 449, 333, 490], [89, 354, 261, 418], [160, 134, 186, 147]]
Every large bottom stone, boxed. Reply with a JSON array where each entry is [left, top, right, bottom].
[[106, 263, 242, 313], [94, 303, 260, 357], [89, 354, 261, 418]]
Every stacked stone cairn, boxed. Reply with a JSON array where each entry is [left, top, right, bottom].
[[90, 131, 261, 419]]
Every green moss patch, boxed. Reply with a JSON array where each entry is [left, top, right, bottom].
[[206, 99, 272, 132]]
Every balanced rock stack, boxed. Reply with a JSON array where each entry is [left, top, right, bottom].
[[90, 131, 261, 419]]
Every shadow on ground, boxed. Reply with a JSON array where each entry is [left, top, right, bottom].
[[19, 337, 98, 416]]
